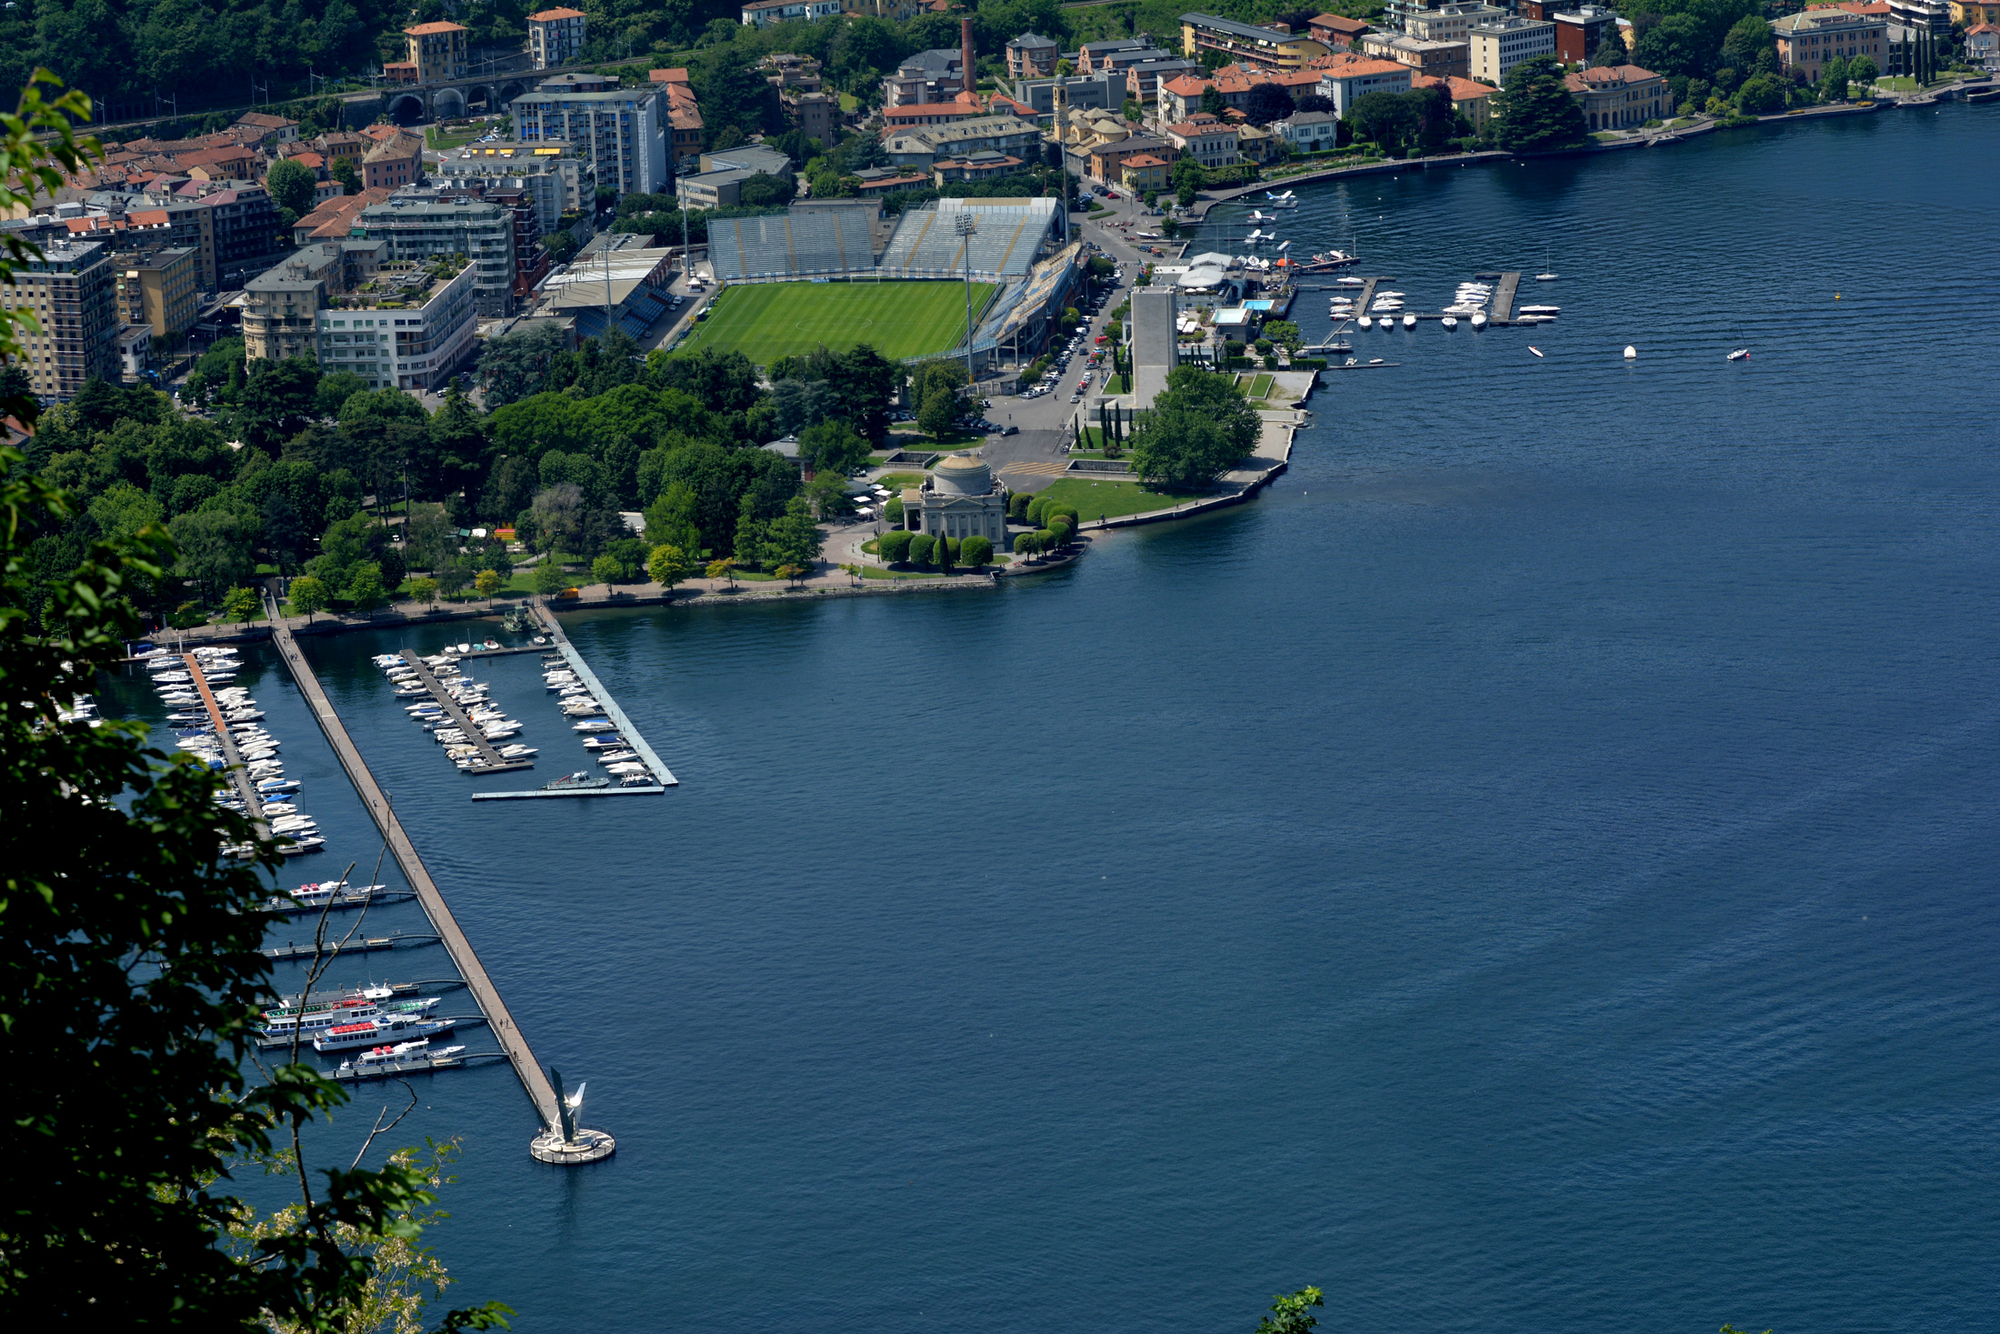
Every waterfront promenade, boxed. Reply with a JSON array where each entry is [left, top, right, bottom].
[[262, 592, 563, 1139]]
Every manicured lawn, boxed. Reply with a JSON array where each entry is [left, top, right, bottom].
[[426, 122, 488, 151], [674, 280, 996, 364], [1034, 476, 1210, 521], [873, 471, 929, 491]]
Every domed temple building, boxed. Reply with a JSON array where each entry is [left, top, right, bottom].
[[901, 455, 1010, 545]]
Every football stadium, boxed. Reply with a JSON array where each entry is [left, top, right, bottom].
[[678, 196, 1084, 374]]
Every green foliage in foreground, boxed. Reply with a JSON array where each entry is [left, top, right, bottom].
[[0, 445, 504, 1328]]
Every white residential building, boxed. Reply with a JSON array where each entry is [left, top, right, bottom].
[[1272, 109, 1341, 150], [1315, 58, 1415, 116], [314, 259, 480, 393], [1469, 17, 1556, 84]]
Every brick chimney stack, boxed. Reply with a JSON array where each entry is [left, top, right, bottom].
[[961, 18, 975, 98]]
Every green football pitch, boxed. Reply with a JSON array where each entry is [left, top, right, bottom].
[[676, 280, 996, 364]]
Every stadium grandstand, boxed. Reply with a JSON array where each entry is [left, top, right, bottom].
[[709, 197, 1060, 284], [706, 201, 883, 282], [540, 243, 678, 340]]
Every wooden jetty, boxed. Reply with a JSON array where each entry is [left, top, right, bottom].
[[398, 653, 534, 776], [265, 607, 567, 1146], [263, 932, 441, 961], [185, 654, 270, 841], [530, 601, 678, 788]]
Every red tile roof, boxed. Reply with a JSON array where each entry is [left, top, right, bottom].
[[404, 21, 467, 34]]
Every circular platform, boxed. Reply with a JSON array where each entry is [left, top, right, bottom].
[[529, 1126, 616, 1164]]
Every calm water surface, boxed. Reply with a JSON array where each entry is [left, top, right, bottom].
[[107, 108, 2000, 1332]]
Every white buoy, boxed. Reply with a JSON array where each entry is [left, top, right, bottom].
[[1623, 345, 1637, 359]]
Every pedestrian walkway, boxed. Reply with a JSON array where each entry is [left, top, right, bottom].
[[1000, 460, 1069, 477]]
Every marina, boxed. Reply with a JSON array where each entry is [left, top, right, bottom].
[[386, 652, 535, 776], [266, 605, 584, 1154], [529, 600, 677, 788], [179, 652, 270, 842]]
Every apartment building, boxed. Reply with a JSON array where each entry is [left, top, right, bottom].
[[882, 116, 1042, 169], [15, 241, 118, 401], [1315, 56, 1416, 114], [1163, 114, 1239, 167], [1402, 4, 1511, 43], [1308, 12, 1374, 47], [527, 8, 588, 69], [392, 22, 469, 83], [510, 87, 668, 197], [112, 246, 199, 338], [244, 240, 388, 362], [1077, 37, 1155, 72], [1553, 6, 1620, 63], [1772, 8, 1890, 79], [883, 48, 967, 106], [740, 0, 844, 24], [1359, 32, 1472, 78], [437, 143, 586, 233], [348, 197, 518, 316], [1469, 17, 1557, 84], [315, 259, 481, 393], [1006, 32, 1060, 78], [1179, 13, 1330, 72], [649, 69, 707, 167], [361, 132, 424, 191]]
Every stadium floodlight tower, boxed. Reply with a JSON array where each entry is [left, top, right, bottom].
[[954, 210, 978, 386]]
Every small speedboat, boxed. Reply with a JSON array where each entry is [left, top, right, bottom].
[[1529, 347, 1544, 358], [1727, 348, 1750, 361], [1357, 315, 1372, 329], [1518, 305, 1560, 315], [1441, 316, 1458, 330], [1536, 272, 1558, 281], [1402, 313, 1416, 328], [1471, 313, 1487, 329], [1623, 345, 1637, 360]]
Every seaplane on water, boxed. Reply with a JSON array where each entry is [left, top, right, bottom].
[[1265, 190, 1298, 207]]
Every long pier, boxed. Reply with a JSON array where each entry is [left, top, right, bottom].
[[185, 653, 269, 840], [263, 603, 564, 1139], [398, 652, 534, 775], [530, 600, 678, 787]]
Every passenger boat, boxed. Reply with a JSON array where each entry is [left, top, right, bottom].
[[272, 880, 390, 910], [260, 996, 439, 1043], [313, 1015, 457, 1053], [332, 1039, 471, 1082], [1517, 304, 1560, 315]]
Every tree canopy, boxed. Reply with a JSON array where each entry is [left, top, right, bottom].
[[1127, 366, 1260, 491], [1490, 57, 1590, 153]]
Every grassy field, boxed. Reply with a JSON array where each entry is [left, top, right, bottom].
[[1035, 477, 1209, 521], [677, 281, 995, 364]]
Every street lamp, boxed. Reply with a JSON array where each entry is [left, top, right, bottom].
[[954, 211, 978, 387]]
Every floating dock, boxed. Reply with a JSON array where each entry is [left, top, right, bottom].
[[398, 653, 534, 775], [263, 932, 441, 961], [471, 784, 667, 801], [530, 601, 678, 788], [1489, 271, 1522, 324], [184, 654, 270, 841], [266, 607, 571, 1150]]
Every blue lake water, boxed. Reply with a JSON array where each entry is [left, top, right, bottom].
[[104, 106, 2000, 1332]]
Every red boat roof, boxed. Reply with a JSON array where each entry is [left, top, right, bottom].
[[329, 1022, 378, 1034]]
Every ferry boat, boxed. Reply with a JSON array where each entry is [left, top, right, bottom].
[[313, 1015, 457, 1053], [261, 996, 440, 1044], [332, 1039, 470, 1082], [268, 881, 393, 912]]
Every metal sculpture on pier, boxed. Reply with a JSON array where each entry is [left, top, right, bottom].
[[529, 1065, 616, 1164]]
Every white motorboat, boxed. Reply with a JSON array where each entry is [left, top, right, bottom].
[[1402, 313, 1416, 328], [1335, 276, 1364, 287], [1727, 348, 1750, 361], [1357, 315, 1372, 329], [1536, 272, 1558, 281], [279, 836, 325, 856], [1441, 316, 1458, 330], [574, 719, 617, 733], [1623, 345, 1637, 359], [1529, 346, 1544, 357], [1471, 313, 1487, 329], [1518, 304, 1560, 315]]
